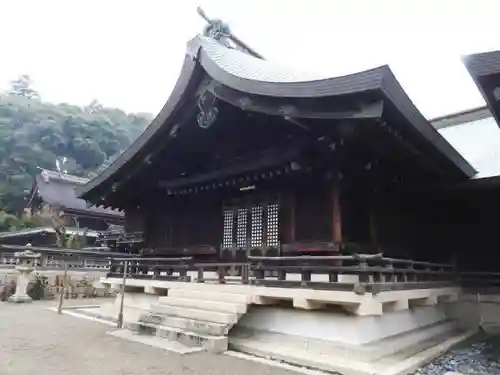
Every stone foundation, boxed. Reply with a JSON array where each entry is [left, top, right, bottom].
[[65, 284, 475, 375]]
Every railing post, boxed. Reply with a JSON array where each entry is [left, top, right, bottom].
[[153, 261, 160, 279], [217, 265, 226, 284], [301, 269, 311, 284], [179, 267, 187, 281], [386, 261, 395, 283], [278, 269, 287, 281], [253, 262, 264, 282], [117, 260, 128, 329], [197, 266, 205, 283], [241, 264, 249, 284], [358, 257, 370, 283], [372, 258, 382, 283]]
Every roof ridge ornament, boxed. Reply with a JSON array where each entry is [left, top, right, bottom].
[[196, 6, 264, 60]]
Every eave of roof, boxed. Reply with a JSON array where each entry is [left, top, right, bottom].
[[463, 50, 500, 128], [35, 171, 124, 218], [77, 35, 476, 202], [430, 106, 490, 129]]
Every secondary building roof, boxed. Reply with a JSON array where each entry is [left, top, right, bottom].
[[26, 169, 124, 219], [463, 51, 500, 128]]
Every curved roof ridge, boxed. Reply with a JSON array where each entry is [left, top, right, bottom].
[[196, 35, 327, 83], [39, 169, 90, 185]]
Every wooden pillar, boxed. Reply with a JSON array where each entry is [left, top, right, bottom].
[[369, 207, 378, 249], [331, 183, 342, 243], [289, 192, 296, 243], [281, 192, 296, 245]]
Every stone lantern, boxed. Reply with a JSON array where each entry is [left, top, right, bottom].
[[8, 249, 40, 303]]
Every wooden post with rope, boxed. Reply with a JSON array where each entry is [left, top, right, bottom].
[[117, 260, 128, 328], [57, 261, 68, 314]]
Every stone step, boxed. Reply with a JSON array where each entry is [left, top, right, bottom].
[[109, 329, 205, 355], [138, 312, 230, 336], [126, 321, 228, 353], [159, 296, 247, 314], [167, 289, 251, 304], [150, 303, 238, 325]]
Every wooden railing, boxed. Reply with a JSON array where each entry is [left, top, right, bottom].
[[107, 257, 193, 280], [106, 253, 456, 294], [0, 245, 134, 272], [248, 254, 455, 293]]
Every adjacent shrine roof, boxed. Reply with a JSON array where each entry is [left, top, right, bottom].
[[27, 169, 124, 219], [77, 12, 478, 204], [463, 51, 500, 128], [436, 109, 500, 179]]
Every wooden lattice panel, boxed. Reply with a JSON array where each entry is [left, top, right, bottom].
[[251, 205, 263, 247], [222, 209, 234, 249], [236, 208, 248, 248], [266, 203, 280, 247]]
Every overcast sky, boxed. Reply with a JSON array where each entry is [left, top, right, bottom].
[[1, 0, 499, 119]]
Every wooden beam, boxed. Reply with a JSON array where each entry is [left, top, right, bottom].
[[159, 146, 303, 190]]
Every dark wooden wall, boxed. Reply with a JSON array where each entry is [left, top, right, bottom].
[[293, 184, 332, 242], [144, 196, 222, 249], [428, 188, 500, 272], [125, 206, 146, 233]]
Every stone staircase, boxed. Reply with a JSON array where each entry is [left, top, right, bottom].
[[125, 289, 252, 354]]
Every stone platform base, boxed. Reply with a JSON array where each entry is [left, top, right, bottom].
[[8, 294, 32, 303], [59, 289, 475, 375], [228, 304, 474, 375], [230, 330, 474, 375], [102, 277, 459, 317]]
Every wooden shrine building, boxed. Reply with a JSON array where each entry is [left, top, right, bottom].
[[77, 21, 500, 273], [25, 169, 124, 231]]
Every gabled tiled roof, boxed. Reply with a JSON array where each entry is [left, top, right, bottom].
[[77, 33, 476, 204]]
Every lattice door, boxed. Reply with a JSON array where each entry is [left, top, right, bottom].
[[250, 205, 264, 248], [222, 208, 234, 249], [266, 203, 280, 247], [236, 208, 248, 249], [222, 201, 280, 250]]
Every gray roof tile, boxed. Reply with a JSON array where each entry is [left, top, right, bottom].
[[197, 36, 326, 83]]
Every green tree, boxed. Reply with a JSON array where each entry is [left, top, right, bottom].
[[0, 75, 152, 212], [0, 210, 43, 232]]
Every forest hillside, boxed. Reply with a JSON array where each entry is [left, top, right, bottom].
[[0, 75, 152, 213]]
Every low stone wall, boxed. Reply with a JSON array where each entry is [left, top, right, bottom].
[[0, 269, 112, 299]]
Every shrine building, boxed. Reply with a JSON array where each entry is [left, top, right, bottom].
[[71, 14, 500, 375]]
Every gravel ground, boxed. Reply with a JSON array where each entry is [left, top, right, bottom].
[[415, 334, 500, 375], [0, 300, 296, 375]]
